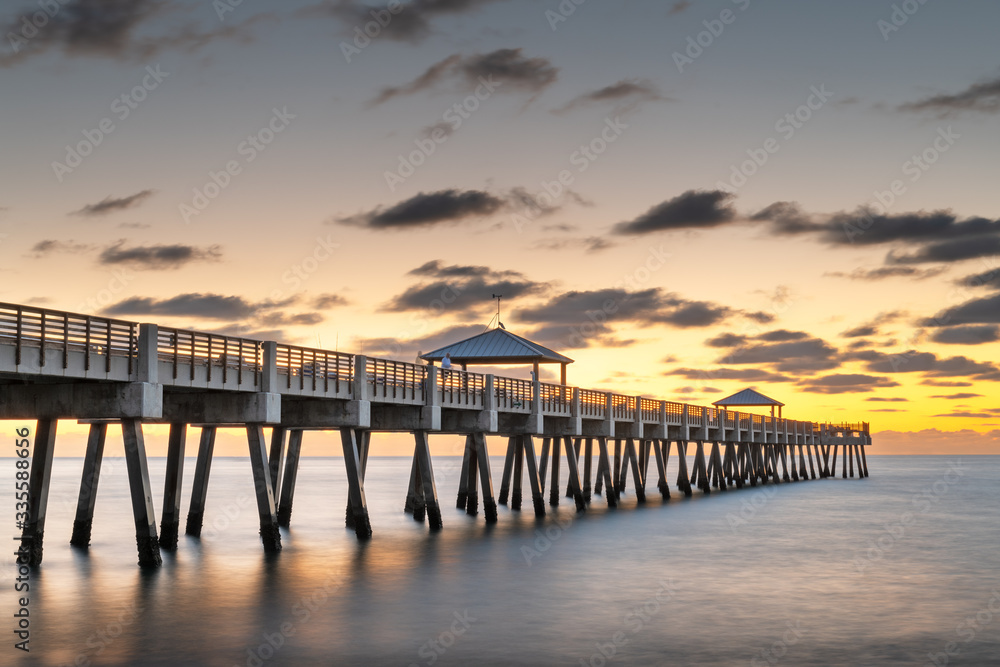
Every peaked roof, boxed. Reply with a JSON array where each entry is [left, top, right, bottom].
[[713, 387, 784, 407], [421, 328, 574, 365]]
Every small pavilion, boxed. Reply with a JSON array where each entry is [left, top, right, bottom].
[[420, 328, 574, 385], [713, 387, 785, 418]]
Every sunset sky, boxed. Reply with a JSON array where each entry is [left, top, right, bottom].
[[2, 0, 998, 455]]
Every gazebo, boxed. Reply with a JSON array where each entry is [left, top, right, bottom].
[[420, 328, 574, 385], [713, 387, 785, 418]]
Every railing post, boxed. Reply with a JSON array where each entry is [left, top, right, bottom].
[[531, 377, 541, 415], [483, 375, 495, 411], [633, 395, 643, 439], [571, 387, 580, 417], [425, 365, 439, 407], [353, 355, 368, 401], [261, 342, 278, 393], [137, 323, 158, 384]]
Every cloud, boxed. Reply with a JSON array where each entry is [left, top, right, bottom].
[[97, 241, 222, 270], [866, 397, 908, 402], [930, 393, 983, 400], [369, 48, 557, 106], [311, 293, 349, 309], [799, 373, 900, 394], [923, 293, 1000, 327], [536, 236, 615, 254], [929, 325, 1000, 345], [862, 349, 1000, 380], [381, 261, 548, 317], [337, 189, 506, 229], [28, 239, 92, 257], [713, 335, 842, 374], [667, 367, 794, 383], [614, 190, 736, 235], [841, 325, 877, 338], [958, 268, 1000, 290], [898, 73, 1000, 117], [360, 323, 485, 361], [825, 266, 946, 281], [932, 412, 996, 419], [0, 1, 274, 66], [319, 0, 503, 44], [102, 293, 295, 320], [668, 1, 691, 15], [71, 190, 155, 217], [552, 79, 667, 114]]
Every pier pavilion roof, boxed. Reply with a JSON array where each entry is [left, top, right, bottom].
[[713, 388, 785, 408], [420, 328, 574, 366]]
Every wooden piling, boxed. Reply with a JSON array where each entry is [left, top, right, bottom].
[[582, 438, 593, 503], [596, 437, 617, 507], [341, 428, 372, 539], [185, 426, 217, 537], [613, 439, 624, 495], [652, 440, 671, 499], [276, 430, 302, 527], [521, 435, 546, 517], [20, 418, 57, 566], [625, 439, 646, 503], [247, 424, 282, 552], [158, 422, 187, 550], [511, 436, 524, 511], [414, 431, 442, 530], [70, 422, 108, 548], [562, 437, 587, 512], [860, 445, 869, 477], [538, 437, 550, 494], [474, 433, 498, 523], [676, 441, 692, 496], [456, 434, 473, 509], [465, 436, 479, 516], [346, 430, 371, 529], [267, 426, 286, 500], [497, 436, 516, 505], [122, 419, 163, 567], [548, 434, 561, 507]]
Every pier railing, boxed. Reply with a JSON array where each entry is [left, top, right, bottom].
[[0, 301, 871, 444]]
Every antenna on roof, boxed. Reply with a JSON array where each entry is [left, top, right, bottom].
[[485, 294, 504, 332]]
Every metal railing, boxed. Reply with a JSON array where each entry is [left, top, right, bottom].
[[495, 377, 532, 412], [368, 357, 425, 402], [159, 327, 261, 386], [275, 343, 353, 393], [610, 394, 634, 421], [439, 369, 485, 407], [538, 382, 572, 414], [0, 302, 137, 374]]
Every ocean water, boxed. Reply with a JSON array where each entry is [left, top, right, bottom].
[[3, 452, 999, 666]]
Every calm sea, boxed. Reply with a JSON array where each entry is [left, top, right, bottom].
[[3, 452, 999, 666]]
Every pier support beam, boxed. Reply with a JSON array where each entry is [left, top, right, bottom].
[[346, 430, 371, 529], [596, 437, 617, 508], [465, 436, 479, 516], [20, 418, 57, 566], [456, 434, 473, 509], [341, 428, 373, 539], [860, 445, 869, 477], [549, 435, 561, 507], [652, 440, 671, 500], [277, 430, 303, 527], [122, 419, 162, 568], [185, 426, 217, 537], [511, 437, 524, 511], [413, 431, 442, 530], [247, 425, 281, 552], [624, 439, 646, 503], [497, 437, 515, 506], [158, 422, 186, 550], [538, 438, 550, 495], [474, 433, 498, 523], [268, 426, 286, 500], [676, 442, 692, 496], [583, 438, 593, 503], [70, 422, 107, 548], [522, 436, 546, 517], [563, 437, 586, 512]]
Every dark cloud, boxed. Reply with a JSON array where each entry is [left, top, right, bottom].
[[553, 79, 667, 114], [923, 293, 1000, 327], [614, 190, 736, 235], [930, 393, 983, 400], [929, 325, 1000, 345], [668, 1, 691, 15], [749, 202, 819, 235], [97, 241, 221, 270], [72, 190, 155, 217], [958, 268, 1000, 289], [311, 293, 349, 309], [369, 48, 557, 106], [338, 189, 505, 229], [667, 367, 794, 383], [536, 236, 615, 254], [866, 397, 908, 402], [320, 0, 502, 44], [381, 262, 548, 316], [887, 236, 1000, 264], [757, 329, 809, 343], [706, 333, 747, 348], [799, 374, 900, 394], [863, 350, 1000, 380], [920, 379, 973, 388], [898, 74, 1000, 117], [841, 325, 877, 338], [933, 412, 996, 419], [1, 2, 273, 66], [714, 336, 842, 374], [28, 239, 92, 257], [825, 266, 946, 281], [102, 293, 295, 321]]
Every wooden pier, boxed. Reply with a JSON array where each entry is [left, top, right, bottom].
[[0, 302, 872, 567]]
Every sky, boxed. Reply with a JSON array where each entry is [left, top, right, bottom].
[[1, 0, 999, 456]]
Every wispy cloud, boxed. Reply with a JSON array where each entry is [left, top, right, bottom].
[[71, 190, 155, 217]]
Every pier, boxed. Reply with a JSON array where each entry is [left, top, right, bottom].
[[0, 302, 871, 568]]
